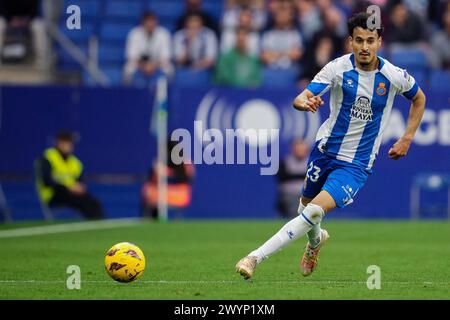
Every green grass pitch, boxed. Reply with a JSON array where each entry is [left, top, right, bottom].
[[0, 219, 449, 299]]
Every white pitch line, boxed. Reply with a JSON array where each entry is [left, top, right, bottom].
[[0, 218, 141, 239], [0, 280, 448, 286]]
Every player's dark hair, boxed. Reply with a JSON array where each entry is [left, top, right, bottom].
[[55, 130, 75, 143], [347, 12, 383, 37], [185, 12, 204, 23], [141, 10, 157, 22]]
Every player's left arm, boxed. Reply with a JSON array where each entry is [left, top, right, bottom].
[[388, 88, 426, 160]]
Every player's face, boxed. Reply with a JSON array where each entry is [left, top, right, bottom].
[[56, 140, 74, 155], [349, 27, 381, 67], [143, 17, 157, 33]]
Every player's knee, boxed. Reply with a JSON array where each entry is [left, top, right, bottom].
[[301, 203, 324, 225], [297, 201, 305, 215], [297, 197, 312, 215]]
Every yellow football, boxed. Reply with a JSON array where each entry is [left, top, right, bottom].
[[104, 242, 145, 283]]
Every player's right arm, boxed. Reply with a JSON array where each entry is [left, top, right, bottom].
[[293, 89, 324, 113], [293, 59, 337, 113]]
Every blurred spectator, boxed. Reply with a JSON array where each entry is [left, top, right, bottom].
[[141, 141, 194, 220], [276, 139, 309, 218], [309, 8, 345, 56], [173, 13, 218, 70], [427, 0, 450, 30], [261, 7, 303, 69], [35, 131, 104, 220], [268, 0, 295, 13], [123, 11, 172, 86], [403, 0, 429, 21], [220, 6, 260, 56], [386, 2, 425, 44], [214, 27, 262, 87], [267, 0, 297, 29], [296, 0, 322, 43], [431, 6, 450, 70], [316, 0, 347, 38], [176, 0, 219, 36], [0, 0, 48, 68], [222, 0, 267, 32], [298, 35, 335, 87], [351, 0, 389, 12]]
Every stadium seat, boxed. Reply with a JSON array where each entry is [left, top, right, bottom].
[[202, 1, 224, 19], [261, 68, 298, 88], [390, 48, 428, 71], [429, 71, 450, 92], [56, 43, 88, 70], [105, 0, 143, 19], [98, 43, 125, 65], [146, 1, 184, 19], [60, 21, 96, 42], [158, 17, 177, 33], [175, 69, 211, 87], [63, 0, 101, 19], [100, 22, 135, 43], [102, 66, 124, 85], [83, 66, 123, 86]]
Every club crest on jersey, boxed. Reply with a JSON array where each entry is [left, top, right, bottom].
[[350, 96, 373, 121], [376, 82, 387, 96]]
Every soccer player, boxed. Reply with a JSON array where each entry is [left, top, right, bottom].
[[236, 12, 426, 279]]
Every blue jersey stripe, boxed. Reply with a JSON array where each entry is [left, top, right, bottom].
[[403, 82, 418, 99], [355, 72, 391, 168], [325, 70, 359, 156], [350, 54, 356, 68], [306, 82, 328, 96]]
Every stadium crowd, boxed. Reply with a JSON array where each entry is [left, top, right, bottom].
[[0, 0, 449, 87], [121, 0, 450, 88]]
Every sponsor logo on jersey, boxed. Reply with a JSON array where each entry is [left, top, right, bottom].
[[350, 96, 373, 121]]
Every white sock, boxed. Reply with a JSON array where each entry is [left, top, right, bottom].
[[249, 203, 324, 264], [307, 224, 322, 248], [299, 202, 322, 249], [249, 216, 311, 263]]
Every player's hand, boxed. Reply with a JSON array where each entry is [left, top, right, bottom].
[[140, 62, 157, 75], [69, 183, 86, 195], [294, 96, 324, 113], [388, 137, 412, 160]]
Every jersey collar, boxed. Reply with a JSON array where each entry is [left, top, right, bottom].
[[350, 53, 384, 72]]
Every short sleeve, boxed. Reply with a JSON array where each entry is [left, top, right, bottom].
[[396, 68, 419, 100], [306, 60, 337, 96]]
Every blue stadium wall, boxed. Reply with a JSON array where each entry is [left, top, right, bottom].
[[0, 84, 449, 220]]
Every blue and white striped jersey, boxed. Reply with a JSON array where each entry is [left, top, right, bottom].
[[306, 53, 419, 172]]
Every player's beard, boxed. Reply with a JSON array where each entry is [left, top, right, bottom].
[[358, 54, 374, 67]]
